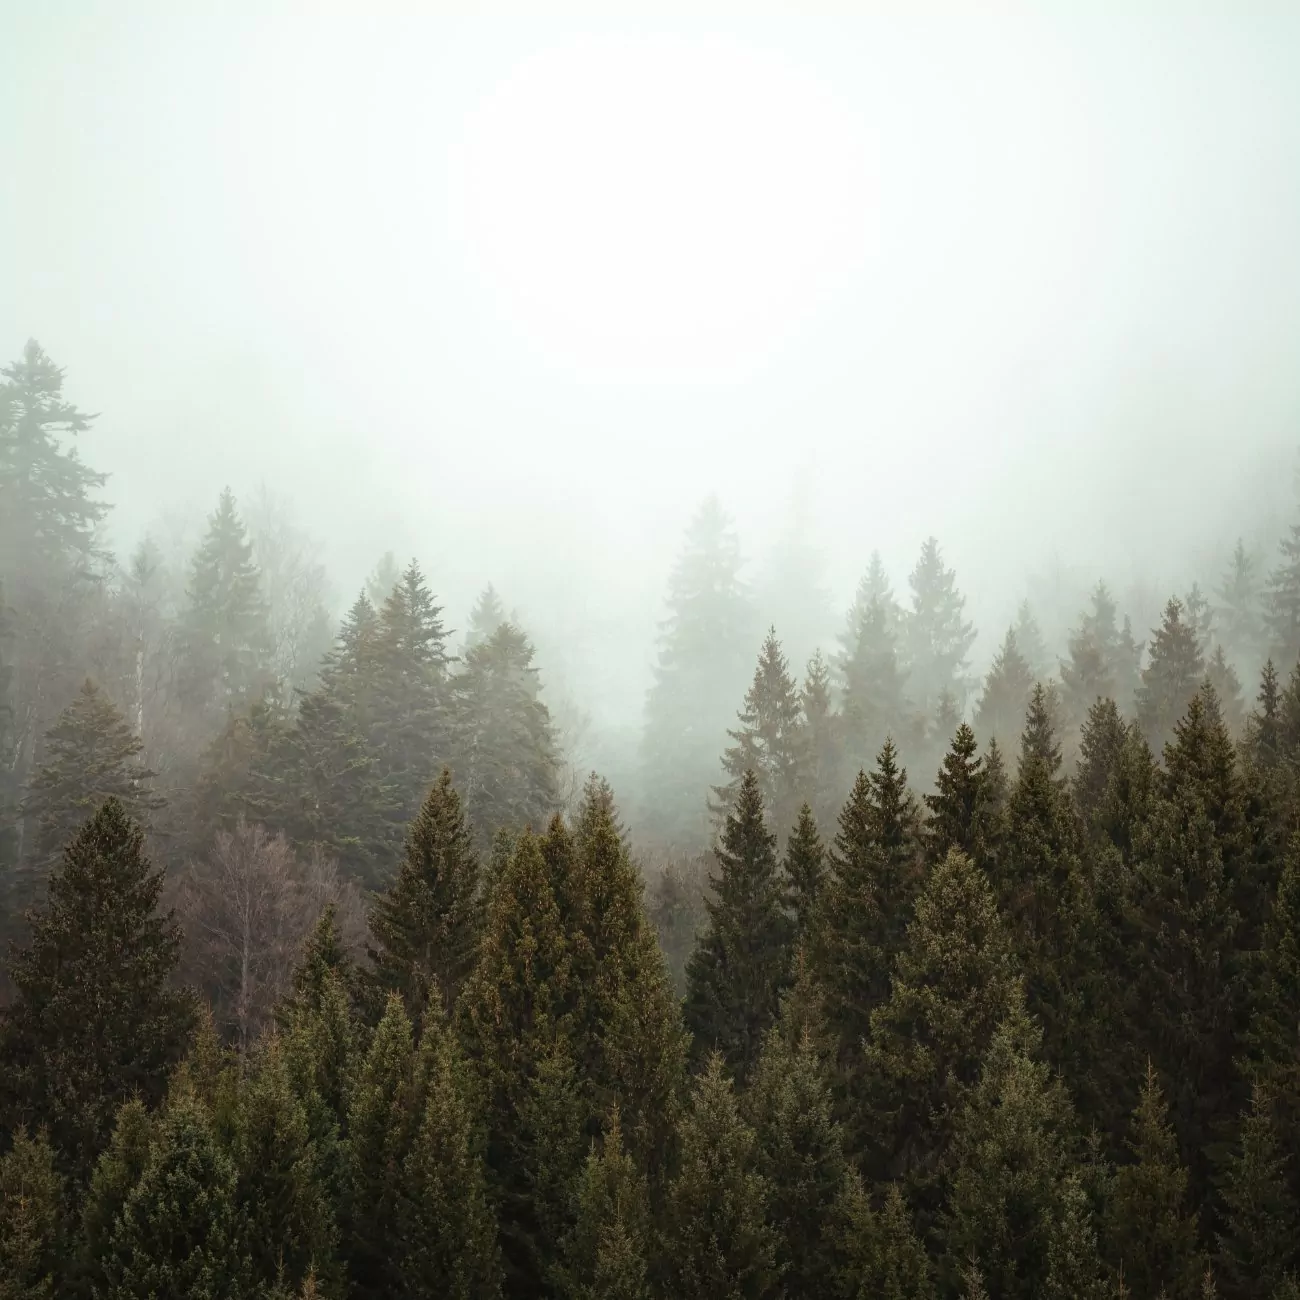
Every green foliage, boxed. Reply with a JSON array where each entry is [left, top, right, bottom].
[[904, 537, 976, 721], [799, 650, 844, 835], [1074, 696, 1129, 832], [661, 1055, 777, 1300], [923, 723, 992, 862], [840, 591, 911, 781], [78, 1099, 153, 1298], [364, 767, 483, 1019], [684, 771, 792, 1081], [100, 1092, 254, 1300], [782, 803, 825, 945], [974, 625, 1034, 753], [0, 798, 192, 1180], [831, 1175, 934, 1300], [1104, 1062, 1204, 1300], [0, 1128, 61, 1300], [1138, 597, 1206, 755]]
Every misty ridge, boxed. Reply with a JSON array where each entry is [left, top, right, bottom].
[[6, 6, 1300, 1300]]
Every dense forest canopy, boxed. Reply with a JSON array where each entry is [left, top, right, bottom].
[[5, 339, 1300, 1298]]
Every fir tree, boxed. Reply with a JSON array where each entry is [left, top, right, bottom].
[[684, 771, 793, 1081], [745, 1021, 847, 1299], [465, 583, 507, 651], [394, 1004, 500, 1300], [813, 743, 923, 1107], [939, 1003, 1105, 1300], [840, 594, 911, 781], [1073, 696, 1130, 832], [364, 767, 483, 1019], [712, 629, 804, 838], [1265, 508, 1300, 671], [562, 1109, 651, 1300], [783, 803, 825, 945], [0, 1128, 61, 1300], [1206, 644, 1246, 736], [837, 551, 901, 680], [178, 487, 271, 732], [923, 722, 988, 861], [1137, 598, 1205, 755], [904, 537, 977, 719], [233, 1037, 339, 1297], [451, 621, 561, 848], [1015, 599, 1051, 684], [0, 799, 192, 1180], [830, 1174, 934, 1300], [1244, 659, 1282, 769], [1215, 1086, 1299, 1300], [101, 1092, 254, 1300], [1104, 1062, 1204, 1300], [1186, 582, 1216, 659], [17, 678, 163, 911], [661, 1054, 777, 1300], [798, 650, 844, 835], [974, 625, 1035, 753], [1218, 539, 1262, 673], [642, 497, 755, 845], [79, 1099, 154, 1297], [860, 849, 1020, 1194]]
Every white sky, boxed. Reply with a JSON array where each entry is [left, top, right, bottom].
[[4, 2, 1300, 722]]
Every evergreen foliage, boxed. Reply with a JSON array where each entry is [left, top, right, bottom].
[[1138, 597, 1206, 755], [1218, 539, 1262, 673], [840, 593, 911, 781], [904, 537, 977, 719], [974, 625, 1034, 752], [0, 1127, 61, 1300], [782, 803, 825, 945]]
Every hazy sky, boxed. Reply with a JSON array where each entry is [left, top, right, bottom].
[[5, 3, 1300, 723]]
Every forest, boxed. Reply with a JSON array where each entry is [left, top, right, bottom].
[[4, 337, 1300, 1300]]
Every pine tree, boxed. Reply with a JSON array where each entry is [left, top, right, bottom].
[[1104, 1062, 1203, 1300], [1218, 539, 1262, 673], [642, 497, 755, 845], [923, 723, 988, 861], [798, 650, 844, 835], [860, 849, 1020, 1194], [904, 537, 977, 719], [745, 1021, 847, 1299], [840, 594, 911, 781], [974, 626, 1034, 753], [0, 1128, 61, 1300], [830, 1174, 934, 1300], [79, 1098, 154, 1297], [0, 799, 192, 1180], [394, 1005, 500, 1300], [17, 678, 163, 912], [712, 629, 804, 838], [101, 1092, 254, 1299], [364, 768, 483, 1019], [939, 1003, 1104, 1300], [1138, 598, 1206, 755], [562, 1109, 651, 1300], [661, 1055, 777, 1300], [179, 487, 272, 733], [233, 1037, 339, 1297], [1215, 1086, 1299, 1300], [813, 743, 923, 1109], [783, 803, 825, 945], [684, 771, 793, 1081], [465, 583, 507, 651], [451, 621, 561, 848]]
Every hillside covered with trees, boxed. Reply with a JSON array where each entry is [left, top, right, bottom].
[[6, 343, 1300, 1297]]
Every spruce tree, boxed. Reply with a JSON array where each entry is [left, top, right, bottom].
[[1218, 538, 1262, 674], [1265, 508, 1300, 671], [1104, 1062, 1203, 1300], [364, 767, 482, 1018], [1215, 1086, 1299, 1300], [465, 583, 507, 651], [1206, 644, 1246, 736], [837, 551, 901, 681], [233, 1036, 339, 1297], [783, 803, 825, 945], [830, 1174, 934, 1300], [178, 486, 271, 734], [451, 621, 561, 848], [798, 650, 844, 834], [860, 849, 1020, 1194], [939, 1003, 1105, 1300], [712, 629, 804, 837], [365, 552, 401, 610], [974, 626, 1034, 753], [101, 1092, 254, 1299], [18, 678, 163, 910], [684, 771, 792, 1081], [0, 1128, 61, 1300], [840, 594, 911, 781], [79, 1099, 154, 1297], [642, 497, 755, 845], [923, 722, 987, 861], [661, 1054, 777, 1300], [1186, 582, 1216, 660], [394, 1004, 500, 1300], [1137, 598, 1205, 755], [1244, 659, 1282, 770], [1073, 696, 1129, 832], [0, 799, 192, 1180], [813, 742, 923, 1108], [562, 1109, 651, 1300], [745, 1021, 847, 1299], [1015, 598, 1051, 684], [904, 537, 976, 719]]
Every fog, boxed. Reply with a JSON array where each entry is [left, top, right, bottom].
[[6, 2, 1300, 741]]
